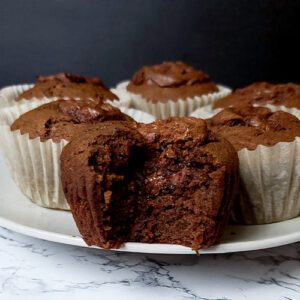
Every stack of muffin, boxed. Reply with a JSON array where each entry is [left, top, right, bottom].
[[0, 61, 299, 251]]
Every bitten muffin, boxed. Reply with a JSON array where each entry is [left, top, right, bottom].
[[61, 117, 239, 250], [127, 61, 218, 102], [208, 105, 300, 224], [117, 61, 230, 119], [61, 122, 146, 248], [1, 99, 134, 210], [17, 73, 117, 102], [214, 82, 300, 109], [11, 99, 134, 142]]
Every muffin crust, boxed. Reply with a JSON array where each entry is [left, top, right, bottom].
[[17, 73, 117, 101], [214, 82, 300, 109], [208, 106, 300, 151], [127, 61, 218, 102], [11, 99, 133, 142]]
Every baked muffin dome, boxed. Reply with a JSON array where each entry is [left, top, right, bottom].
[[208, 105, 300, 225], [214, 82, 300, 109], [207, 105, 300, 151], [61, 117, 239, 250], [17, 73, 118, 101], [127, 61, 218, 102], [11, 99, 134, 142]]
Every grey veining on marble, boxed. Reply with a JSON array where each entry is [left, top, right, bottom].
[[0, 227, 299, 300]]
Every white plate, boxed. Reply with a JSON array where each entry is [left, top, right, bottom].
[[0, 156, 299, 255]]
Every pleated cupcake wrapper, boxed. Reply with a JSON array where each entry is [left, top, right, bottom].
[[0, 84, 52, 116], [115, 81, 231, 120], [118, 107, 155, 124], [263, 104, 300, 119], [0, 105, 155, 210], [190, 104, 221, 119], [190, 104, 300, 120], [110, 86, 132, 108], [0, 84, 33, 108], [0, 84, 130, 113], [234, 137, 300, 224], [0, 125, 69, 209]]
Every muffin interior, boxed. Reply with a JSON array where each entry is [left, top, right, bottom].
[[130, 120, 232, 249]]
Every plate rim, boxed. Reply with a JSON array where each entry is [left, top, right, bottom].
[[1, 213, 299, 255]]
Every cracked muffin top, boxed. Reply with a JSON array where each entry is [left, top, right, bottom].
[[11, 99, 134, 142], [214, 82, 300, 109], [207, 105, 300, 151], [17, 73, 118, 101], [127, 61, 218, 102]]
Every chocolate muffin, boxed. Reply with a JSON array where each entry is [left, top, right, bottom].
[[207, 106, 300, 150], [61, 122, 145, 248], [3, 99, 135, 210], [120, 61, 229, 120], [127, 61, 218, 102], [17, 73, 117, 102], [214, 82, 300, 109], [61, 117, 239, 250], [11, 99, 133, 142], [208, 106, 300, 224]]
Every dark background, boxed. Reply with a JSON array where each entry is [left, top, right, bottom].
[[0, 0, 299, 89]]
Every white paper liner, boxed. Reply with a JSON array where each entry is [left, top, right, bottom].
[[0, 83, 130, 114], [190, 104, 300, 119], [190, 104, 300, 120], [0, 105, 155, 210], [110, 86, 131, 108], [262, 104, 300, 119], [0, 84, 54, 119], [114, 81, 231, 120], [234, 137, 300, 224], [0, 84, 34, 108], [190, 104, 221, 119], [119, 107, 155, 124]]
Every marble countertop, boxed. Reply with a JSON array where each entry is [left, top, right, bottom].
[[0, 227, 299, 300]]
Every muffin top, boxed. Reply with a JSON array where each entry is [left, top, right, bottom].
[[136, 117, 238, 180], [17, 73, 118, 101], [138, 116, 208, 143], [208, 106, 300, 151], [127, 61, 218, 102], [11, 99, 133, 142], [214, 82, 300, 109]]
